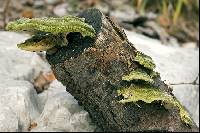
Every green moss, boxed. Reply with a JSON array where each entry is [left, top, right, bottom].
[[122, 68, 154, 83], [117, 86, 192, 126], [135, 51, 156, 70], [6, 16, 96, 37]]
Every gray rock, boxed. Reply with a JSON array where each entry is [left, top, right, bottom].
[[30, 126, 62, 132], [32, 80, 96, 132], [34, 0, 45, 8], [0, 79, 40, 131], [53, 3, 68, 17], [182, 42, 198, 49], [0, 31, 50, 131], [110, 6, 136, 22], [0, 104, 18, 132], [36, 80, 66, 111], [53, 3, 77, 17], [172, 85, 199, 126], [0, 31, 51, 82], [94, 3, 110, 15], [45, 0, 60, 5]]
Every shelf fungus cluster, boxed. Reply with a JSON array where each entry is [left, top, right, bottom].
[[117, 51, 192, 126], [6, 16, 96, 53]]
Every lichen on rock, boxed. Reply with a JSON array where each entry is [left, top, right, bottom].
[[117, 85, 193, 126]]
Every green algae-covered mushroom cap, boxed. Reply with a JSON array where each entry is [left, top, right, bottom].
[[6, 16, 96, 37], [6, 16, 96, 52]]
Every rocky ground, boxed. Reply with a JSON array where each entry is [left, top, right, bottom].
[[0, 31, 199, 132]]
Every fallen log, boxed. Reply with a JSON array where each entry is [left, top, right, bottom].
[[12, 8, 199, 132]]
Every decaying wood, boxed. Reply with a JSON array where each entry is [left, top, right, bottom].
[[46, 9, 198, 132]]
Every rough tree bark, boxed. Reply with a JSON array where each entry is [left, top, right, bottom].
[[46, 9, 198, 132]]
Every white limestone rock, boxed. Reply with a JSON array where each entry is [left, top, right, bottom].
[[0, 104, 18, 132], [32, 80, 96, 132], [0, 79, 40, 131], [172, 85, 199, 126], [36, 80, 66, 111], [0, 32, 51, 82]]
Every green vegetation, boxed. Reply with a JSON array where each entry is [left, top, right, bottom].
[[117, 85, 193, 126], [133, 0, 199, 25]]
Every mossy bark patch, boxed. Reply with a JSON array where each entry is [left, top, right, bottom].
[[117, 85, 193, 126]]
